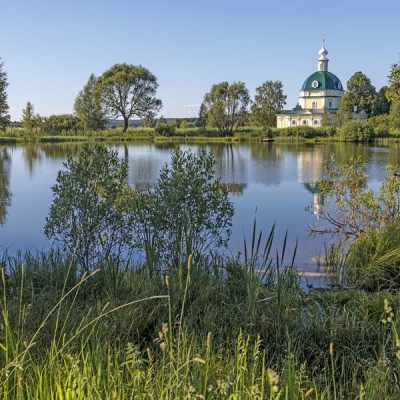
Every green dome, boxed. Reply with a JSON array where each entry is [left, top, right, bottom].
[[302, 71, 343, 91]]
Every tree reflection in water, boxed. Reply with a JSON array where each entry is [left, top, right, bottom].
[[0, 148, 11, 225]]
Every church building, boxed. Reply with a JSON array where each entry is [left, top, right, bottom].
[[277, 44, 367, 128]]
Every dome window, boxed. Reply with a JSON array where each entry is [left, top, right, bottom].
[[311, 80, 319, 88]]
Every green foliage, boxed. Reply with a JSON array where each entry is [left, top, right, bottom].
[[154, 123, 175, 136], [200, 81, 250, 136], [250, 80, 286, 128], [42, 114, 81, 135], [143, 111, 156, 127], [134, 150, 234, 270], [2, 247, 400, 398], [0, 58, 10, 130], [366, 114, 392, 137], [346, 225, 400, 290], [387, 63, 400, 103], [318, 157, 400, 238], [372, 86, 390, 116], [339, 120, 375, 142], [96, 63, 162, 132], [44, 145, 134, 271], [21, 101, 35, 132], [74, 74, 106, 131], [339, 71, 377, 116], [275, 126, 331, 138]]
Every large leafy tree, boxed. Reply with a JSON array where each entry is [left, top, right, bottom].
[[250, 80, 286, 128], [0, 58, 10, 131], [96, 64, 162, 132], [200, 81, 250, 136], [339, 71, 376, 116], [74, 74, 106, 131]]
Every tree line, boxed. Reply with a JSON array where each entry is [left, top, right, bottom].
[[1, 56, 400, 136]]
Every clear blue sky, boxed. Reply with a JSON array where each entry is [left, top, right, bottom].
[[1, 0, 399, 120]]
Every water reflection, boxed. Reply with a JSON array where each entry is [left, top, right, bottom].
[[297, 146, 324, 217], [0, 141, 398, 268], [0, 148, 11, 225]]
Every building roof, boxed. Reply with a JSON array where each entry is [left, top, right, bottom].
[[302, 71, 343, 91], [280, 104, 303, 114]]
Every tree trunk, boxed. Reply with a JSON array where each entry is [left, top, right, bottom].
[[123, 116, 129, 132]]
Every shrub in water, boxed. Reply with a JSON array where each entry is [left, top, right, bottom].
[[44, 145, 134, 271]]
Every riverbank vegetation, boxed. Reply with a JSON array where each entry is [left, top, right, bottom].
[[1, 146, 400, 398], [1, 58, 399, 143]]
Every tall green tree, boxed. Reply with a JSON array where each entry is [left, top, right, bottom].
[[200, 81, 250, 136], [96, 64, 162, 132], [339, 71, 376, 116], [0, 58, 10, 131], [250, 80, 286, 128], [74, 74, 106, 131], [387, 63, 400, 102], [372, 86, 390, 116], [387, 63, 400, 130], [21, 101, 35, 132]]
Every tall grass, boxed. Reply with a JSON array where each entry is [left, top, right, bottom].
[[1, 229, 400, 398]]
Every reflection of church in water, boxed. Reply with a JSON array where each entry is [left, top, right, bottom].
[[297, 150, 324, 217]]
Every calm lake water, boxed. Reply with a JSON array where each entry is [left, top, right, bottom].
[[0, 141, 398, 276]]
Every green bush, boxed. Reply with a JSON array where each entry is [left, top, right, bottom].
[[339, 121, 375, 142], [346, 225, 400, 290], [154, 123, 176, 137], [275, 126, 331, 138], [366, 114, 392, 137]]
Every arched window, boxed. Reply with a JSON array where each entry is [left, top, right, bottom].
[[328, 101, 332, 108], [291, 120, 296, 125], [302, 120, 307, 125], [313, 120, 318, 125], [312, 101, 317, 108]]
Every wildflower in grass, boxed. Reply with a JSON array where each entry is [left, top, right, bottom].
[[395, 337, 400, 359], [382, 298, 394, 324], [192, 356, 206, 365], [267, 368, 280, 393], [165, 274, 170, 288], [206, 332, 212, 350], [155, 323, 169, 352], [305, 388, 314, 397], [216, 379, 231, 396], [250, 384, 261, 398]]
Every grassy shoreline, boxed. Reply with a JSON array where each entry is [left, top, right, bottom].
[[1, 250, 400, 399], [2, 126, 400, 145]]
